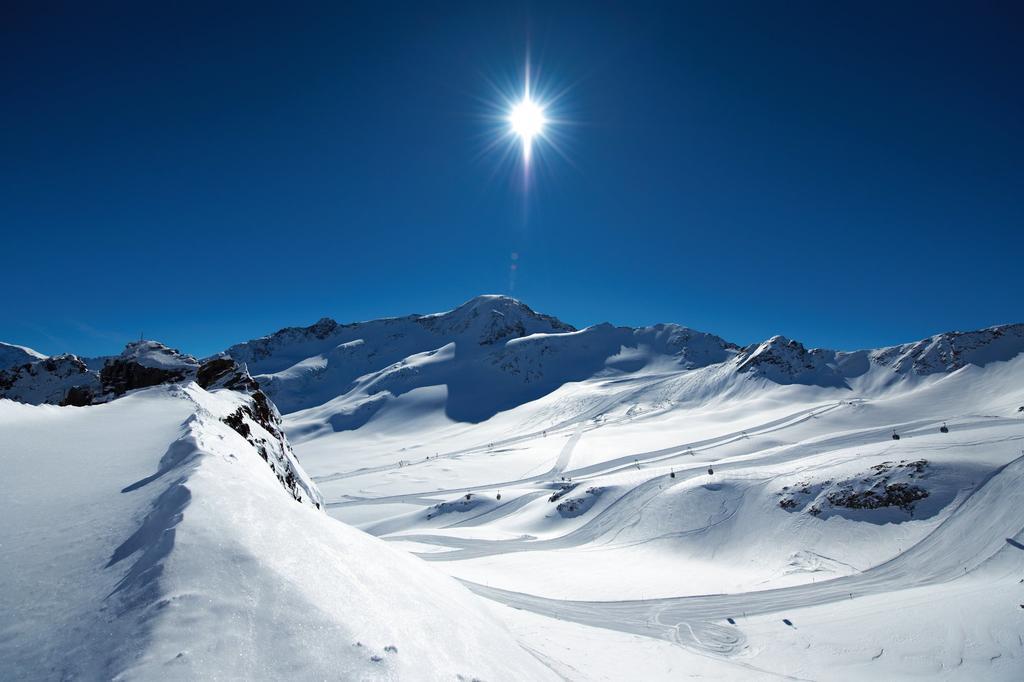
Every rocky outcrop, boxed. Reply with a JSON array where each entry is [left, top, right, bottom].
[[196, 355, 260, 392], [100, 341, 199, 396], [778, 460, 932, 518], [735, 336, 847, 387], [0, 354, 101, 406], [869, 324, 1024, 375]]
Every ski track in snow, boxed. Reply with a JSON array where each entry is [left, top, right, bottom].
[[459, 453, 1024, 656]]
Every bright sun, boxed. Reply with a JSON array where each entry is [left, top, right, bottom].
[[508, 97, 546, 161]]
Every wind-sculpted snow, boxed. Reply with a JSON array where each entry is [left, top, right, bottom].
[[0, 341, 46, 370], [0, 386, 557, 681]]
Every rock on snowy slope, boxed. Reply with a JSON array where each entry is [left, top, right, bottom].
[[733, 324, 1024, 389], [868, 323, 1024, 375], [0, 385, 555, 681], [735, 335, 847, 387], [0, 354, 101, 406], [0, 340, 319, 509], [100, 340, 199, 397], [1, 340, 200, 406], [0, 341, 46, 370]]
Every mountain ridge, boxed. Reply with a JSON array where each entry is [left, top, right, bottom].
[[3, 296, 1022, 422]]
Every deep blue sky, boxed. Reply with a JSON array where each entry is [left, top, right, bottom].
[[2, 2, 1021, 358]]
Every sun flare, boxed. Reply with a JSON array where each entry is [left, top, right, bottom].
[[508, 97, 546, 161]]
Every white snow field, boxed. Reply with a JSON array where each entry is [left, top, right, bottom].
[[0, 384, 556, 681], [3, 296, 1024, 680], [254, 297, 1024, 680]]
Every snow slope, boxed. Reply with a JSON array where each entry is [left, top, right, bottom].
[[0, 341, 46, 369], [0, 384, 556, 680], [227, 296, 737, 427], [242, 297, 1024, 680], [4, 297, 1024, 680]]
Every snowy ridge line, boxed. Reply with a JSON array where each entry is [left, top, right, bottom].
[[0, 385, 560, 680]]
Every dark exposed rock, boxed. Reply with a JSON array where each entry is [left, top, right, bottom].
[[869, 324, 1024, 375], [827, 483, 929, 512], [735, 336, 847, 388], [100, 362, 187, 396], [99, 341, 199, 397], [779, 459, 932, 517], [60, 385, 96, 407], [556, 487, 604, 517], [197, 355, 259, 392], [0, 354, 101, 405], [548, 482, 577, 503], [219, 386, 307, 503]]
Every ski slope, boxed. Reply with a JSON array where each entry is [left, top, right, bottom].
[[3, 297, 1023, 679], [277, 309, 1024, 680]]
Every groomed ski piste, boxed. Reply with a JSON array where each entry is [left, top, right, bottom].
[[3, 296, 1024, 680], [293, 371, 1024, 679]]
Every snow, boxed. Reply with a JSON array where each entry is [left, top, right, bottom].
[[4, 296, 1024, 679], [0, 385, 557, 680], [261, 301, 1024, 680], [0, 341, 47, 369], [0, 354, 100, 404], [117, 339, 199, 371]]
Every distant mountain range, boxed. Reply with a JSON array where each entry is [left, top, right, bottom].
[[3, 295, 1023, 424]]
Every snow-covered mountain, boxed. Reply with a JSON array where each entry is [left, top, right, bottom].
[[218, 295, 1023, 432], [220, 296, 1024, 680], [3, 296, 1024, 680], [0, 339, 555, 680]]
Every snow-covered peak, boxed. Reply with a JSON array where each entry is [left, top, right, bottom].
[[223, 295, 577, 384], [100, 340, 200, 398], [633, 323, 739, 368], [735, 335, 846, 387], [0, 341, 47, 370], [117, 339, 199, 370], [417, 294, 576, 345]]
